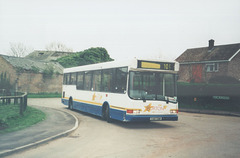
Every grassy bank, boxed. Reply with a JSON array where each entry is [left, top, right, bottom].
[[28, 93, 61, 98], [0, 105, 46, 134]]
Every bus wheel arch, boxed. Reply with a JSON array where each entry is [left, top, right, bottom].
[[102, 102, 111, 123], [68, 97, 73, 110]]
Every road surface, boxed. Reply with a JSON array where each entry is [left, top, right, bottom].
[[7, 98, 240, 158]]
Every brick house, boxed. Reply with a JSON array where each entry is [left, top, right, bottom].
[[0, 54, 63, 93], [176, 40, 240, 83]]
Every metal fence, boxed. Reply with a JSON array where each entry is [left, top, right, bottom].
[[0, 90, 28, 116]]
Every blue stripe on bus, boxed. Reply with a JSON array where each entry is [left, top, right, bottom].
[[61, 98, 178, 122], [62, 98, 102, 116], [62, 98, 126, 121]]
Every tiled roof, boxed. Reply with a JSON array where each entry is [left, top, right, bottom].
[[1, 55, 63, 74], [25, 50, 73, 61], [176, 43, 240, 63]]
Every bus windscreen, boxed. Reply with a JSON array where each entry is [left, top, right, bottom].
[[128, 71, 177, 102]]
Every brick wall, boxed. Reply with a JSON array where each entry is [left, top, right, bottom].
[[178, 64, 192, 82], [228, 52, 240, 80], [0, 56, 17, 84], [17, 72, 63, 93], [178, 62, 233, 83], [0, 56, 63, 93], [204, 62, 229, 82]]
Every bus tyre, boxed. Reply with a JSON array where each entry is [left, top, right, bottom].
[[104, 105, 111, 123], [68, 98, 73, 110]]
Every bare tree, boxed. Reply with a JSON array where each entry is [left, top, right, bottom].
[[45, 42, 73, 52], [8, 42, 33, 57]]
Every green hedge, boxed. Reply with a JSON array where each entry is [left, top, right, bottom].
[[177, 82, 240, 112]]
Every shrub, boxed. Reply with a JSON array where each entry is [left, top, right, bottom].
[[57, 47, 113, 68], [0, 72, 13, 95]]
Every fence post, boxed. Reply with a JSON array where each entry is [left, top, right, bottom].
[[20, 97, 23, 116], [14, 97, 18, 104], [19, 93, 28, 116], [7, 98, 11, 104], [1, 92, 27, 116], [23, 94, 27, 111]]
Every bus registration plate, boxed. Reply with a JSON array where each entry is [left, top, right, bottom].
[[150, 117, 162, 121]]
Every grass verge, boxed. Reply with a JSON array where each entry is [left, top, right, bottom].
[[28, 93, 61, 98], [0, 105, 46, 134]]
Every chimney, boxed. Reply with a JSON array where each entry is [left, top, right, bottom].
[[208, 39, 214, 50]]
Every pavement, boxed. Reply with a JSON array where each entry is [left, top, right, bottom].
[[0, 104, 239, 157], [0, 106, 78, 157]]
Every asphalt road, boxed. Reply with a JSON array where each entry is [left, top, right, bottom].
[[6, 98, 240, 158]]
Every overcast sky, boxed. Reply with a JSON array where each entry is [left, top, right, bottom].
[[0, 0, 240, 60]]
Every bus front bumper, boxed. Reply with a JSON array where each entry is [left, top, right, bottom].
[[123, 114, 178, 122]]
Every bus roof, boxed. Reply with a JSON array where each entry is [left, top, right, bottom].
[[63, 58, 179, 73]]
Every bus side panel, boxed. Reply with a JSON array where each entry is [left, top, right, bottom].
[[110, 108, 125, 121], [73, 100, 102, 117]]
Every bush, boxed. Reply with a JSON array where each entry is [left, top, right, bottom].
[[0, 72, 13, 95], [57, 47, 113, 68]]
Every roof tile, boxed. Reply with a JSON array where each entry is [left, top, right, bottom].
[[176, 43, 240, 63]]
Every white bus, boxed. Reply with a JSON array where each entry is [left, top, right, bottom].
[[61, 58, 179, 122]]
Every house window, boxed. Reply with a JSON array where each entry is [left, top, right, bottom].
[[205, 63, 219, 72]]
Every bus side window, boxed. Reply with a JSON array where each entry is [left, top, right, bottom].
[[84, 71, 92, 91], [64, 74, 70, 85], [76, 72, 84, 90], [92, 70, 101, 91], [102, 69, 113, 92], [114, 67, 128, 93], [70, 73, 76, 85]]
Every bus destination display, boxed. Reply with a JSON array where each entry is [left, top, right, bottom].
[[137, 60, 175, 70]]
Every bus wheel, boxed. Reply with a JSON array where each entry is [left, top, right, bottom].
[[68, 98, 73, 110], [103, 105, 111, 123]]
